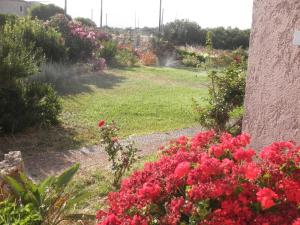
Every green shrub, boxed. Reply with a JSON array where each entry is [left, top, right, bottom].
[[194, 62, 246, 134], [96, 40, 118, 65], [0, 200, 41, 225], [12, 17, 67, 63], [115, 48, 137, 67], [74, 17, 96, 27], [0, 19, 61, 133], [4, 164, 87, 225], [182, 54, 200, 67], [0, 81, 61, 133], [29, 3, 68, 21], [0, 13, 17, 28]]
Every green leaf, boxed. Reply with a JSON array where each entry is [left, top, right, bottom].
[[38, 175, 55, 198], [4, 176, 25, 198], [55, 164, 80, 189]]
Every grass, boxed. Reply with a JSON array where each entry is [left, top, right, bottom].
[[0, 66, 208, 153], [69, 154, 159, 215]]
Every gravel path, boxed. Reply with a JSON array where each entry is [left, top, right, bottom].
[[24, 126, 202, 180]]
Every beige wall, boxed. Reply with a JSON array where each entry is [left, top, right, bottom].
[[243, 0, 300, 150], [0, 0, 30, 16]]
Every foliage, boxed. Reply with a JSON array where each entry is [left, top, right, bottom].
[[48, 15, 95, 62], [0, 13, 17, 29], [194, 62, 246, 134], [0, 200, 41, 225], [96, 131, 300, 224], [163, 19, 206, 45], [209, 27, 250, 50], [74, 17, 96, 28], [14, 17, 67, 63], [0, 19, 61, 133], [162, 19, 250, 50], [4, 164, 86, 225], [0, 82, 61, 133], [96, 40, 118, 65], [98, 121, 140, 188], [181, 54, 201, 67], [138, 51, 157, 66], [29, 4, 68, 21], [115, 46, 138, 67]]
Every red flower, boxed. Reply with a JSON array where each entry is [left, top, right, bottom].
[[98, 213, 120, 225], [174, 161, 191, 179], [244, 163, 261, 181], [138, 182, 161, 200], [98, 120, 105, 127], [256, 188, 278, 209], [293, 218, 300, 225]]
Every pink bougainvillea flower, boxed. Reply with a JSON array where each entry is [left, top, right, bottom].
[[257, 188, 278, 209]]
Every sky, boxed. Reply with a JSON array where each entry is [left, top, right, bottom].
[[28, 0, 254, 29]]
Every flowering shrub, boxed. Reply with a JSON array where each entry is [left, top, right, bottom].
[[99, 120, 140, 188], [138, 51, 157, 66], [96, 131, 300, 224]]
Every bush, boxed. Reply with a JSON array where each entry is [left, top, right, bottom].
[[98, 120, 139, 188], [138, 51, 157, 66], [96, 132, 300, 224], [115, 47, 138, 67], [0, 200, 41, 225], [74, 17, 96, 27], [163, 19, 206, 45], [0, 19, 61, 133], [0, 13, 17, 28], [8, 17, 67, 63], [29, 3, 68, 21], [5, 164, 84, 224], [96, 40, 118, 65], [0, 82, 61, 133], [48, 15, 95, 62], [194, 62, 246, 134]]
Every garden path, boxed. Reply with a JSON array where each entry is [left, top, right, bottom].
[[24, 126, 202, 180]]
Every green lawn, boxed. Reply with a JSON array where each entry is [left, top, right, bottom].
[[61, 66, 208, 146], [0, 66, 208, 152]]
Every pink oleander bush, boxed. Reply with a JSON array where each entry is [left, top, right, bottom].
[[96, 131, 300, 225]]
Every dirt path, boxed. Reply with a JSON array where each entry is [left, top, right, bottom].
[[24, 126, 202, 180]]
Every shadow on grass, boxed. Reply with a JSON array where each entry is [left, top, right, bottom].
[[53, 71, 127, 96], [0, 125, 83, 154], [0, 125, 86, 180]]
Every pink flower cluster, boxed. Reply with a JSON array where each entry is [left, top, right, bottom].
[[96, 131, 300, 225], [69, 21, 109, 43]]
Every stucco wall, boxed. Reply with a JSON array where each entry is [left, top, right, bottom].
[[243, 0, 300, 150], [0, 0, 30, 16]]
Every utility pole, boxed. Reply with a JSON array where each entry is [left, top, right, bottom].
[[106, 13, 108, 27], [161, 8, 164, 32], [100, 0, 103, 28], [134, 12, 137, 30], [64, 0, 67, 15], [158, 0, 162, 32]]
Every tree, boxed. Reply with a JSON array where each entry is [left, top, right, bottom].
[[29, 4, 71, 21], [163, 19, 206, 45], [74, 17, 97, 27]]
